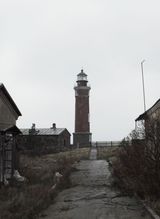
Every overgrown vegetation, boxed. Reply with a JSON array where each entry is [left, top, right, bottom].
[[0, 148, 89, 219], [97, 146, 120, 161], [112, 119, 160, 205]]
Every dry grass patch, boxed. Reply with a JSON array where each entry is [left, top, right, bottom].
[[97, 146, 120, 162], [0, 148, 90, 219]]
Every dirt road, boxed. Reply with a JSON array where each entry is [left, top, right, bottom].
[[39, 148, 151, 219]]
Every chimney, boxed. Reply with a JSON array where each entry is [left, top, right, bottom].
[[32, 123, 36, 130], [29, 123, 36, 135], [52, 123, 56, 130]]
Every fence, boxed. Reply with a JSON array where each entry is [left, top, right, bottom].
[[92, 141, 122, 147]]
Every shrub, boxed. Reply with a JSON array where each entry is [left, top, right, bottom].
[[112, 119, 160, 199]]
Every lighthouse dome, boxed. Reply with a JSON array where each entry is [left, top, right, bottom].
[[77, 69, 88, 82]]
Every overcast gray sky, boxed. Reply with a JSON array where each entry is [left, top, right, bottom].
[[0, 0, 160, 141]]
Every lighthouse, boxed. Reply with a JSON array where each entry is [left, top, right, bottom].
[[73, 69, 92, 147]]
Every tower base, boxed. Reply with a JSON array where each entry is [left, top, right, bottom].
[[73, 132, 92, 148]]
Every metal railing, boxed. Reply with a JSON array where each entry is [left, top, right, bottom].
[[92, 141, 121, 147]]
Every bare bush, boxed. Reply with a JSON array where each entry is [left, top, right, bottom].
[[113, 118, 160, 199]]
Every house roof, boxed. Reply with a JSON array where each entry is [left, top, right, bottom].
[[20, 128, 70, 136], [1, 125, 22, 135], [0, 83, 22, 116], [135, 113, 147, 121], [135, 99, 160, 121]]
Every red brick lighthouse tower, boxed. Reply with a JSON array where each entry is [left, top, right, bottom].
[[73, 69, 91, 147]]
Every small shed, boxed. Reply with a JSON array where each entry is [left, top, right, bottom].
[[0, 84, 22, 184], [18, 123, 71, 153]]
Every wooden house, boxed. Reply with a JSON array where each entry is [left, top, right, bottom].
[[0, 83, 22, 184], [135, 99, 160, 140], [136, 99, 160, 127]]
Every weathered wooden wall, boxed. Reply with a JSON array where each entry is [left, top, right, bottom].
[[0, 92, 17, 129]]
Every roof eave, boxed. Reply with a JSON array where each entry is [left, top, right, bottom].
[[0, 84, 22, 116]]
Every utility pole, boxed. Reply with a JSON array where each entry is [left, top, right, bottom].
[[141, 60, 146, 112]]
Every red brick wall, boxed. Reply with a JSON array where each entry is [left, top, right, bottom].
[[75, 95, 90, 132]]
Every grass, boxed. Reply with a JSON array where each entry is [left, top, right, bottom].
[[97, 146, 120, 162], [0, 148, 90, 219]]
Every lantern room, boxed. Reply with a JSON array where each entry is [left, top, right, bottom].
[[76, 69, 88, 86]]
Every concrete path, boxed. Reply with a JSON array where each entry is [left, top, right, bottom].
[[40, 148, 152, 219], [89, 147, 97, 160]]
